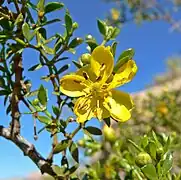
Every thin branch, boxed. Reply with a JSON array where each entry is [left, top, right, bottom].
[[0, 125, 56, 177]]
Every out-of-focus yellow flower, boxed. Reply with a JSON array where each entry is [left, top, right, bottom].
[[60, 46, 137, 123], [156, 102, 168, 115], [111, 8, 120, 21]]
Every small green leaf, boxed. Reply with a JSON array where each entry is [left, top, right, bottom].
[[45, 2, 64, 14], [84, 126, 102, 136], [86, 39, 98, 52], [141, 135, 149, 149], [141, 164, 158, 180], [0, 65, 5, 72], [69, 141, 79, 163], [65, 11, 73, 35], [57, 64, 70, 74], [39, 28, 47, 39], [113, 48, 135, 73], [53, 140, 70, 154], [149, 142, 157, 159], [52, 106, 60, 116], [14, 13, 23, 26], [97, 19, 107, 36], [22, 22, 34, 42], [28, 64, 43, 71], [110, 27, 120, 39], [69, 37, 83, 48], [42, 45, 55, 54], [0, 77, 5, 88], [37, 0, 45, 11], [0, 90, 10, 96], [38, 85, 47, 106], [52, 165, 66, 177], [25, 90, 39, 97], [68, 164, 79, 175], [37, 116, 51, 124], [111, 42, 118, 58], [162, 152, 173, 175]]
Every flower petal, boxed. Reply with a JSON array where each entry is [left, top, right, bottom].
[[103, 90, 134, 122], [91, 46, 114, 83], [109, 60, 137, 89], [74, 96, 95, 123], [59, 74, 89, 97]]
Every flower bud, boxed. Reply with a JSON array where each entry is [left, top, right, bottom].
[[79, 53, 91, 65], [103, 125, 116, 143], [135, 152, 152, 167], [73, 22, 79, 30], [32, 98, 39, 106]]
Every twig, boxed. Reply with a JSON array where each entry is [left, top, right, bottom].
[[0, 125, 56, 177]]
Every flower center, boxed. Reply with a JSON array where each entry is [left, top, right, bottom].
[[90, 83, 108, 98]]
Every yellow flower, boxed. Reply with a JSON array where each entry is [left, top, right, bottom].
[[60, 46, 137, 123], [111, 8, 120, 21], [156, 102, 168, 115]]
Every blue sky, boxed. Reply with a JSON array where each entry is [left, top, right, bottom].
[[0, 0, 181, 179]]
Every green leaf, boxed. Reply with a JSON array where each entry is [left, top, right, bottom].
[[37, 116, 51, 124], [42, 19, 61, 26], [113, 48, 135, 73], [39, 28, 47, 39], [52, 106, 60, 116], [57, 64, 70, 74], [53, 140, 70, 154], [84, 126, 102, 136], [14, 13, 23, 26], [141, 135, 149, 149], [42, 45, 55, 54], [52, 165, 66, 177], [162, 152, 173, 175], [149, 142, 157, 159], [69, 37, 83, 48], [0, 77, 5, 88], [38, 85, 47, 106], [22, 22, 34, 42], [110, 27, 120, 39], [141, 164, 158, 180], [54, 36, 63, 52], [0, 90, 10, 96], [69, 141, 79, 163], [37, 0, 45, 11], [68, 164, 79, 175], [25, 90, 39, 97], [45, 2, 64, 14], [111, 42, 118, 58], [0, 65, 5, 72], [97, 19, 107, 36], [28, 64, 43, 71], [103, 117, 111, 127], [86, 39, 98, 52], [65, 11, 73, 35]]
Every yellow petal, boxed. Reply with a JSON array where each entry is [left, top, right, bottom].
[[109, 60, 137, 89], [91, 46, 114, 83], [103, 90, 134, 122], [59, 74, 89, 97], [76, 65, 97, 83], [74, 96, 95, 123], [93, 100, 110, 120]]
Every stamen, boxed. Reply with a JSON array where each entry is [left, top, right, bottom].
[[96, 75, 102, 81], [83, 71, 89, 80], [100, 63, 106, 71], [73, 80, 82, 84]]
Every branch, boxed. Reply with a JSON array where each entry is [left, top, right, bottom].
[[0, 125, 56, 177]]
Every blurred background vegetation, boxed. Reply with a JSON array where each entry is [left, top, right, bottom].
[[74, 1, 181, 179]]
